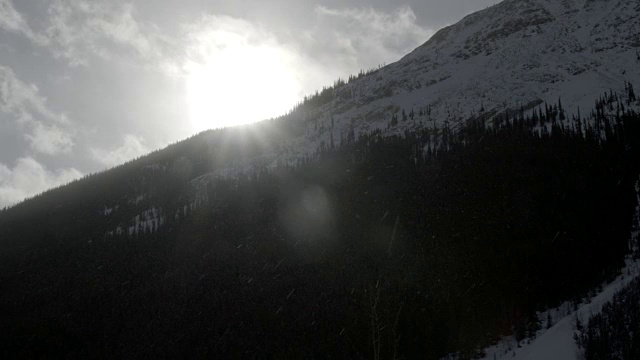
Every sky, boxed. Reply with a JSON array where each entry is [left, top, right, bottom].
[[0, 0, 499, 208]]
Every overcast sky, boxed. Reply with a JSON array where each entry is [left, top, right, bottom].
[[0, 0, 499, 208]]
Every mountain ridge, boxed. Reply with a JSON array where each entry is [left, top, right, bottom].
[[1, 1, 640, 354], [2, 0, 640, 247], [1, 0, 639, 211], [194, 0, 640, 180]]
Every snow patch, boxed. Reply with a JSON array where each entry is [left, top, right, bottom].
[[471, 176, 640, 360]]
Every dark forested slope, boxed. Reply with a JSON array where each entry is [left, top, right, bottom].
[[1, 89, 639, 359]]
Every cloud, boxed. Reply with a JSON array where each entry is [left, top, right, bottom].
[[178, 6, 432, 106], [0, 157, 82, 208], [91, 134, 149, 168], [0, 65, 67, 125], [44, 0, 171, 67], [0, 64, 75, 155], [183, 15, 282, 62], [308, 5, 433, 71], [178, 6, 433, 101], [0, 0, 47, 44], [0, 0, 29, 33], [25, 122, 74, 155], [0, 0, 172, 69], [4, 1, 432, 85]]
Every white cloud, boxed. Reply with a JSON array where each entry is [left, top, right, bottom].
[[4, 1, 432, 88], [183, 15, 280, 63], [0, 64, 75, 155], [308, 5, 433, 71], [0, 0, 28, 32], [0, 0, 47, 44], [0, 157, 82, 208], [44, 0, 172, 68], [179, 6, 432, 103], [0, 0, 171, 68], [0, 65, 67, 124], [25, 122, 74, 155], [91, 134, 149, 168]]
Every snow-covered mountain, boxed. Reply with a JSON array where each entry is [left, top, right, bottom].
[[165, 0, 640, 184], [65, 0, 640, 243], [3, 2, 640, 357], [257, 0, 639, 168]]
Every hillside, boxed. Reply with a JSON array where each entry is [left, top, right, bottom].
[[226, 0, 640, 174], [1, 0, 640, 358]]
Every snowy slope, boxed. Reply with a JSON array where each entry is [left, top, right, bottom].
[[478, 258, 640, 360], [105, 0, 640, 237], [300, 0, 640, 144], [472, 178, 640, 360], [194, 0, 640, 176]]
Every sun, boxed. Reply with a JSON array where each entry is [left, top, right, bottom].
[[186, 44, 300, 132]]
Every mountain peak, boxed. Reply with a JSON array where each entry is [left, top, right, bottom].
[[408, 0, 639, 62], [283, 0, 639, 163]]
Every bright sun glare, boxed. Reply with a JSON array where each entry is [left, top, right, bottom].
[[186, 44, 300, 132]]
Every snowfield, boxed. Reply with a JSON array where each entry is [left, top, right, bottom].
[[476, 179, 640, 360], [480, 257, 640, 360]]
